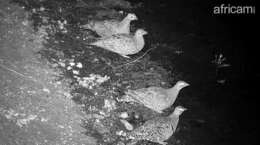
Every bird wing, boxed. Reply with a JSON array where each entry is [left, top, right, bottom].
[[96, 19, 131, 36], [146, 87, 169, 105], [104, 17, 129, 26], [91, 34, 134, 54], [126, 87, 168, 112], [109, 34, 133, 53], [85, 21, 112, 37], [130, 118, 172, 141], [148, 87, 168, 98], [126, 88, 153, 103], [82, 20, 118, 37], [150, 118, 174, 138], [103, 20, 120, 28]]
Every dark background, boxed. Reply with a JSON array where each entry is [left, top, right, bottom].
[[131, 0, 258, 79], [128, 0, 257, 144]]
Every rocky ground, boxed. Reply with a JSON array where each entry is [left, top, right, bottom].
[[0, 0, 257, 145]]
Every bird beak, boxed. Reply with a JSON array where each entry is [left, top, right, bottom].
[[176, 81, 190, 89], [182, 107, 188, 111], [185, 82, 190, 87], [181, 81, 190, 88]]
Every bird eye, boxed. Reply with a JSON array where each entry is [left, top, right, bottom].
[[129, 15, 136, 19]]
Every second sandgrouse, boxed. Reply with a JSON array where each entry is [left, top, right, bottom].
[[126, 106, 187, 145]]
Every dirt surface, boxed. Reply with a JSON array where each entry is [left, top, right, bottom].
[[0, 0, 257, 145], [0, 0, 173, 144], [0, 0, 96, 144]]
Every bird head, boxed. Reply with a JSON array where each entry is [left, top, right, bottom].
[[173, 106, 187, 116], [126, 13, 138, 20], [174, 81, 189, 91], [135, 29, 148, 36]]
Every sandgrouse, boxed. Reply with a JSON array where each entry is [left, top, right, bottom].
[[82, 13, 138, 37], [126, 106, 187, 145], [119, 81, 189, 113], [89, 29, 147, 58]]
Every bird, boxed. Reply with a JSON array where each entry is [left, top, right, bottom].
[[82, 13, 138, 37], [89, 29, 148, 58], [118, 81, 189, 113], [126, 106, 187, 145]]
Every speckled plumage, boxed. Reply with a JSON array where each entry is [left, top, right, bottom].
[[126, 106, 187, 145], [119, 81, 189, 113], [90, 29, 147, 57], [82, 13, 137, 37]]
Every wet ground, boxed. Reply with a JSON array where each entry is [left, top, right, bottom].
[[0, 0, 257, 145], [138, 1, 258, 145]]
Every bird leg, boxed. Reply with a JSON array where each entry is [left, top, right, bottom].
[[157, 141, 168, 145], [121, 54, 130, 58]]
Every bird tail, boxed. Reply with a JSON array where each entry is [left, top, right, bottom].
[[117, 94, 133, 102], [88, 41, 96, 46], [81, 21, 94, 30], [84, 37, 103, 46], [81, 24, 91, 29], [82, 39, 97, 47]]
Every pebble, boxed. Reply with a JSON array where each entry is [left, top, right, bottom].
[[119, 112, 129, 119], [120, 119, 133, 130], [76, 62, 83, 68], [116, 130, 126, 136], [69, 62, 75, 66], [67, 66, 72, 70], [72, 70, 79, 75], [58, 62, 65, 67]]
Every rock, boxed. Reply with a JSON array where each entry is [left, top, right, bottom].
[[120, 119, 134, 131], [103, 99, 117, 112], [119, 112, 129, 119]]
